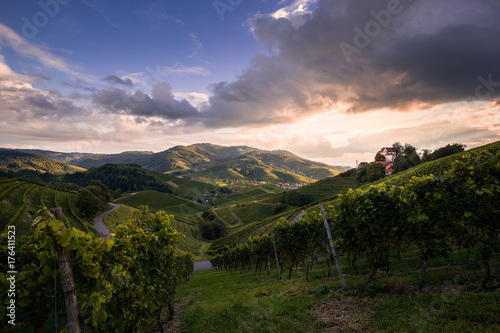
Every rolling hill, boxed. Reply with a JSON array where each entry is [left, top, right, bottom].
[[0, 149, 86, 174], [13, 144, 349, 183], [141, 144, 348, 183]]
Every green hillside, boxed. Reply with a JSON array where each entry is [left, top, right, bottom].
[[116, 190, 207, 217], [286, 171, 359, 204], [369, 140, 500, 188], [0, 178, 96, 236], [0, 149, 86, 174], [165, 177, 220, 198]]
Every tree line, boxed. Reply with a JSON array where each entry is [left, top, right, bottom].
[[1, 163, 173, 195]]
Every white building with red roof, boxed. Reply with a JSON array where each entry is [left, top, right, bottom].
[[376, 147, 397, 163]]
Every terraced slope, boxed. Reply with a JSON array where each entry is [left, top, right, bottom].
[[116, 190, 207, 217], [0, 178, 96, 236]]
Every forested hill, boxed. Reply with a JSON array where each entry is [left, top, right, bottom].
[[0, 149, 85, 174]]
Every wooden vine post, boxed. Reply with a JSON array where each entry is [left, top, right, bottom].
[[271, 231, 281, 280], [50, 207, 81, 333], [319, 203, 347, 291]]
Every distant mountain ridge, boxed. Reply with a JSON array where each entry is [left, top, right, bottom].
[[17, 149, 155, 169], [5, 143, 350, 183]]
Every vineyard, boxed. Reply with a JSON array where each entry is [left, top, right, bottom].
[[0, 205, 194, 332], [211, 150, 500, 291], [0, 178, 96, 236]]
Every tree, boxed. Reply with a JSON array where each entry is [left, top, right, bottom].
[[427, 143, 466, 161], [76, 186, 109, 218], [199, 221, 215, 240], [199, 220, 227, 240], [392, 143, 421, 173], [375, 153, 386, 161], [366, 163, 385, 182], [356, 167, 367, 182], [392, 142, 404, 158]]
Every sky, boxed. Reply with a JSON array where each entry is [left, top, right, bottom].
[[0, 0, 499, 167]]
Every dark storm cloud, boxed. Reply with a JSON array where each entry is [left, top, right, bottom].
[[198, 0, 500, 127], [22, 92, 89, 118], [103, 74, 134, 87], [93, 81, 201, 119]]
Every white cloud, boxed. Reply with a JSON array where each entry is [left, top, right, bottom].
[[173, 92, 210, 108], [271, 0, 318, 28], [0, 23, 90, 81], [189, 32, 203, 58]]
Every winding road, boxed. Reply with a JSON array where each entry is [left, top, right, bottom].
[[291, 212, 305, 223], [94, 203, 120, 239]]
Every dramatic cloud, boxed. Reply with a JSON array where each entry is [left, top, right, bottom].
[[93, 81, 201, 119], [103, 75, 134, 87], [0, 56, 90, 122], [199, 0, 500, 127]]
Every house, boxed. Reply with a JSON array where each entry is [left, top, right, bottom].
[[357, 162, 368, 169], [376, 147, 397, 163]]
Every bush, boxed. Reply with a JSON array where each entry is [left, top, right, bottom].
[[271, 203, 287, 214], [199, 220, 228, 240]]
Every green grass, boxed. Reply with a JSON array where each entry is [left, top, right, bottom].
[[174, 247, 499, 332], [103, 204, 135, 232], [177, 270, 317, 333], [373, 293, 500, 332]]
